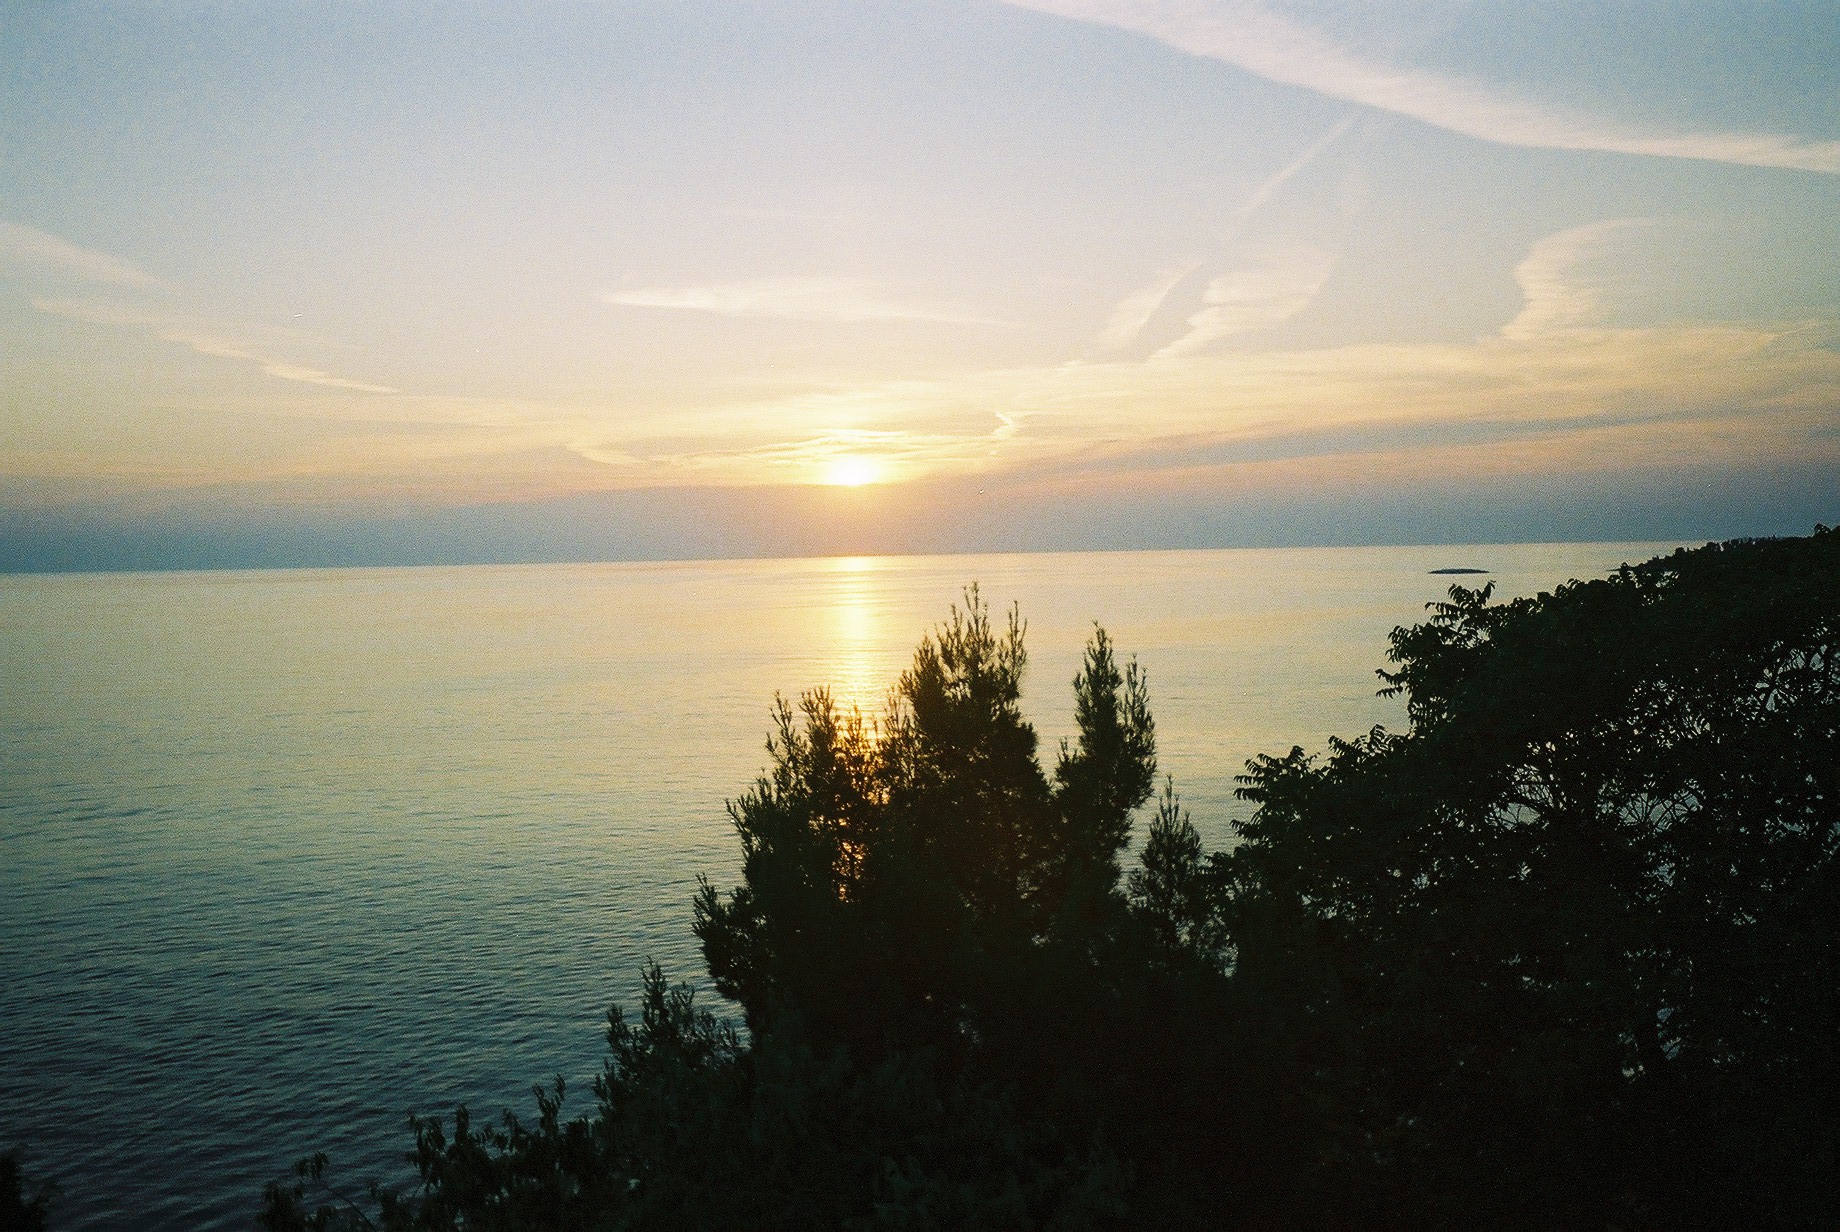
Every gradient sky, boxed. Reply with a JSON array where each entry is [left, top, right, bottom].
[[3, 1, 1837, 568]]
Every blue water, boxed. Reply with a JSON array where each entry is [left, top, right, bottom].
[[0, 544, 1676, 1227]]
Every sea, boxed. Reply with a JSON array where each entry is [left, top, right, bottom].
[[0, 543, 1679, 1228]]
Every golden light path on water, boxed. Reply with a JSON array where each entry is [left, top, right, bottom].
[[813, 555, 903, 720]]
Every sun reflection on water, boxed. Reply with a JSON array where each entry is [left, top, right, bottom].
[[815, 556, 902, 720]]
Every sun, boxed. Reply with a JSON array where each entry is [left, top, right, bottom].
[[823, 456, 884, 487]]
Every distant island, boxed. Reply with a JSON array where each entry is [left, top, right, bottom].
[[1428, 566, 1490, 574]]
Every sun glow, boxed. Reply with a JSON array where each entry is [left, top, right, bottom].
[[824, 456, 884, 487]]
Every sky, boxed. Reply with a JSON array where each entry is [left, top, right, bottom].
[[2, 0, 1837, 570]]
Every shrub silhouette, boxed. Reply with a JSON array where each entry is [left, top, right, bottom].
[[1, 1153, 56, 1232]]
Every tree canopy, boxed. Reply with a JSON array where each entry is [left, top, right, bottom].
[[1217, 527, 1840, 1227], [694, 589, 1156, 1059], [263, 529, 1839, 1230]]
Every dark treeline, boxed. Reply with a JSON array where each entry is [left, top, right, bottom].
[[232, 526, 1839, 1228]]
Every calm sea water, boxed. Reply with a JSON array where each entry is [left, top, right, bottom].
[[1, 544, 1677, 1228]]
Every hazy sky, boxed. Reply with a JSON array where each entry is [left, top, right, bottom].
[[3, 1, 1836, 568]]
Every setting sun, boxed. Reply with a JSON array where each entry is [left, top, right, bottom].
[[824, 457, 884, 487]]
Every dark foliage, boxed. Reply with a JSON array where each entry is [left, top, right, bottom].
[[264, 531, 1839, 1230], [2, 1152, 57, 1232], [1220, 526, 1840, 1228], [265, 589, 1151, 1229], [693, 590, 1156, 1055]]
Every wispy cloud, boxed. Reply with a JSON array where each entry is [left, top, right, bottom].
[[1155, 242, 1339, 356], [601, 277, 1007, 325], [1000, 1, 1840, 174], [33, 299, 399, 394], [1502, 219, 1649, 340], [700, 205, 861, 224], [1095, 261, 1202, 351], [19, 302, 1834, 504], [1099, 115, 1353, 354], [6, 219, 403, 397], [568, 423, 1014, 488], [0, 220, 163, 287], [574, 264, 1839, 491], [1235, 113, 1358, 224]]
